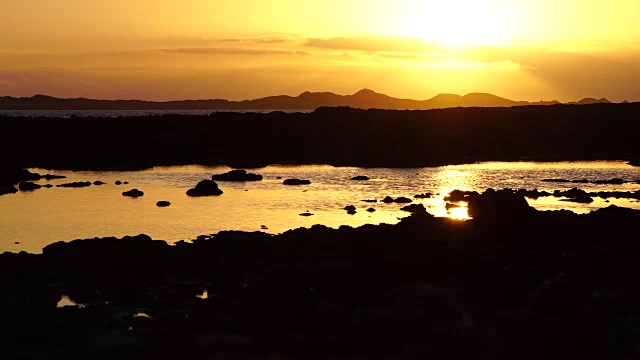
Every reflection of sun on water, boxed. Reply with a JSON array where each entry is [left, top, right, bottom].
[[448, 206, 470, 220]]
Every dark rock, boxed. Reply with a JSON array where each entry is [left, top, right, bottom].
[[593, 178, 624, 185], [351, 175, 370, 181], [590, 205, 640, 217], [466, 188, 533, 220], [0, 185, 18, 195], [18, 181, 41, 191], [186, 180, 223, 197], [362, 199, 378, 203], [156, 201, 171, 207], [444, 190, 477, 202], [124, 181, 129, 184], [400, 204, 427, 213], [283, 179, 311, 185], [57, 181, 92, 188], [344, 205, 356, 212], [561, 195, 594, 203], [276, 176, 282, 179], [382, 196, 412, 204], [414, 193, 432, 199], [299, 212, 314, 216], [41, 174, 66, 181], [42, 184, 53, 188], [629, 159, 640, 166], [122, 189, 144, 197], [93, 181, 106, 185], [347, 210, 357, 215], [528, 273, 591, 316], [211, 169, 263, 182], [367, 207, 376, 212], [571, 179, 590, 184], [115, 180, 123, 185], [0, 167, 40, 186]]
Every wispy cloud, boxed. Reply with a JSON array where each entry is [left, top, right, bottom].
[[305, 36, 441, 54], [162, 47, 308, 56]]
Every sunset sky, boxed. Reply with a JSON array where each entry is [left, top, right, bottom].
[[1, 0, 639, 101]]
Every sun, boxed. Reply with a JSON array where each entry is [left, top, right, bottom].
[[403, 0, 506, 47]]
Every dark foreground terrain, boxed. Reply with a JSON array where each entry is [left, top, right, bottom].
[[2, 190, 640, 359], [2, 104, 640, 170]]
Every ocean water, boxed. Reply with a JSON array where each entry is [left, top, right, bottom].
[[0, 110, 311, 118], [1, 161, 639, 253]]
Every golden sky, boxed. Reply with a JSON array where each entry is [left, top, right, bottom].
[[1, 0, 639, 101]]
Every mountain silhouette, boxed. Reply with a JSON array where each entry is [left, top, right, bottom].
[[0, 90, 607, 111]]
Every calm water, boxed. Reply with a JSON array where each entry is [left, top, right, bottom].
[[1, 161, 639, 253], [0, 110, 311, 118]]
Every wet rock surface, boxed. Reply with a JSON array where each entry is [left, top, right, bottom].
[[2, 190, 640, 358]]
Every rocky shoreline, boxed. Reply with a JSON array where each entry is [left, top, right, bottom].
[[2, 189, 640, 359]]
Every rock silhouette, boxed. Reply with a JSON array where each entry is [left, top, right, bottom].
[[122, 189, 144, 197], [351, 175, 370, 181], [57, 182, 92, 188], [186, 180, 223, 197], [211, 169, 263, 181], [18, 181, 41, 191], [156, 201, 171, 207], [283, 179, 311, 186]]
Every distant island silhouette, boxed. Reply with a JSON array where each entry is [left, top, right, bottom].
[[0, 90, 615, 111]]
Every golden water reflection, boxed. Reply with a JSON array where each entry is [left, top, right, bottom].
[[1, 161, 639, 253]]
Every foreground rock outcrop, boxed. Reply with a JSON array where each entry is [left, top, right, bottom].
[[2, 190, 640, 359]]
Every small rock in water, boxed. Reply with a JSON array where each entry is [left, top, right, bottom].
[[261, 225, 268, 230], [351, 175, 370, 181], [283, 179, 311, 186], [19, 181, 42, 191], [414, 193, 432, 199], [362, 199, 378, 203], [367, 208, 376, 212], [124, 181, 129, 184], [344, 205, 356, 212], [299, 212, 314, 217], [156, 201, 171, 207], [115, 180, 122, 185], [93, 180, 106, 185], [401, 204, 427, 213], [123, 189, 144, 197], [186, 180, 223, 197]]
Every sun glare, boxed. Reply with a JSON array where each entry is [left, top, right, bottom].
[[404, 0, 507, 47]]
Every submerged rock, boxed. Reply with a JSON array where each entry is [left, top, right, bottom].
[[186, 180, 223, 197], [57, 181, 92, 188], [19, 181, 41, 191], [122, 189, 144, 197], [93, 181, 106, 186], [41, 174, 67, 181], [211, 169, 263, 182], [414, 193, 432, 199], [299, 212, 314, 217], [362, 199, 378, 203], [156, 201, 171, 207], [351, 175, 370, 181], [283, 179, 311, 186]]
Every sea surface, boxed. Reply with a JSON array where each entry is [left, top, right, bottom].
[[0, 109, 311, 118], [1, 161, 639, 253]]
